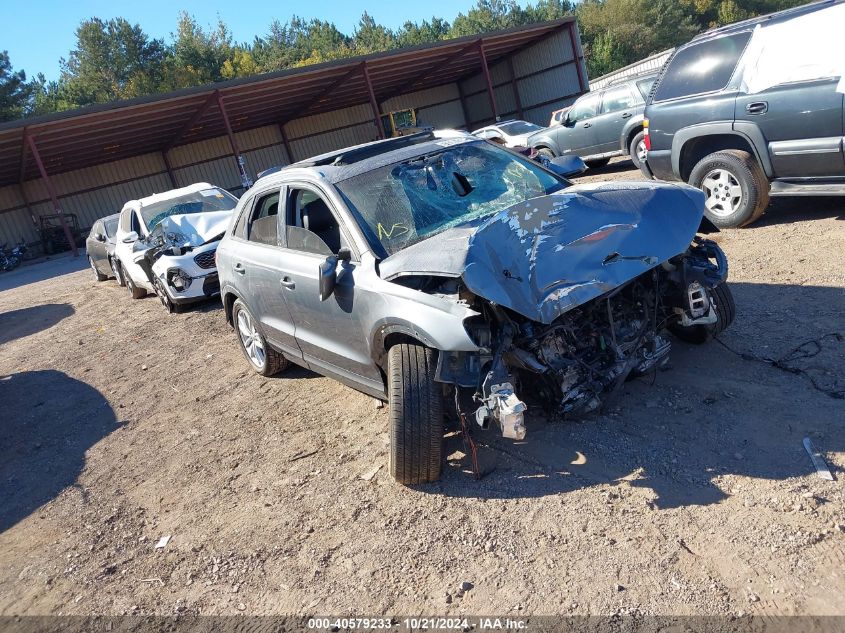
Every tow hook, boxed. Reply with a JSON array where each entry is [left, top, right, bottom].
[[475, 382, 527, 440]]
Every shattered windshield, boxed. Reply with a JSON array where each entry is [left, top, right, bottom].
[[335, 142, 565, 255], [140, 188, 238, 231]]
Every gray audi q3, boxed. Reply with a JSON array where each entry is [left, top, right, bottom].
[[217, 131, 734, 484]]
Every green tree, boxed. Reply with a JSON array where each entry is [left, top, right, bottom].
[[59, 17, 166, 106], [353, 11, 397, 54], [0, 52, 31, 121], [396, 18, 451, 48]]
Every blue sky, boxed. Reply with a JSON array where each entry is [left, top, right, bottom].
[[2, 0, 501, 81]]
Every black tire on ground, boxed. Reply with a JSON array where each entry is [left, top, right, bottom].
[[629, 130, 647, 171], [110, 257, 125, 286], [388, 343, 443, 485], [537, 147, 555, 160], [688, 150, 769, 228], [232, 299, 288, 377], [671, 282, 736, 344], [585, 157, 611, 169], [89, 256, 108, 282], [122, 263, 147, 299]]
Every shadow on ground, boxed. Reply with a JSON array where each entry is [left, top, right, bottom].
[[423, 282, 844, 506], [0, 255, 87, 293], [0, 370, 118, 533], [0, 303, 75, 346], [756, 196, 845, 226]]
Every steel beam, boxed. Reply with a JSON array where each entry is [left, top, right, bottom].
[[26, 134, 78, 257], [278, 124, 294, 164], [568, 22, 587, 93], [456, 81, 471, 129], [162, 151, 177, 188], [19, 128, 29, 183], [165, 91, 218, 152], [382, 41, 481, 103], [216, 91, 252, 189], [362, 62, 385, 139], [290, 63, 365, 120], [506, 56, 524, 120], [478, 42, 499, 122]]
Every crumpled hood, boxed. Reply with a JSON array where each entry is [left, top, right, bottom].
[[381, 181, 706, 324], [153, 210, 233, 246]]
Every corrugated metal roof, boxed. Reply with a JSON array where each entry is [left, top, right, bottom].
[[0, 18, 576, 188]]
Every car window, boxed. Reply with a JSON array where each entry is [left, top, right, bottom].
[[103, 217, 118, 238], [498, 121, 542, 135], [335, 141, 565, 256], [635, 77, 656, 99], [567, 93, 601, 123], [653, 32, 751, 102], [246, 190, 280, 246], [118, 209, 132, 233], [285, 188, 348, 256], [601, 85, 637, 113]]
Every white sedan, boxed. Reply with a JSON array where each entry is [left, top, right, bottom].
[[471, 120, 545, 148]]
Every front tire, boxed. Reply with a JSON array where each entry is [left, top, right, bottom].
[[89, 257, 108, 282], [671, 282, 736, 344], [689, 150, 769, 228], [629, 131, 647, 171], [536, 147, 555, 160], [388, 343, 443, 485], [122, 263, 147, 299], [232, 299, 288, 377]]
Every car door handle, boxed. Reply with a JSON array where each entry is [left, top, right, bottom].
[[621, 112, 632, 119], [280, 277, 295, 290], [233, 263, 246, 275], [583, 122, 592, 128], [745, 101, 768, 115]]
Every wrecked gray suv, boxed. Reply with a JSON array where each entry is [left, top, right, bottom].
[[217, 132, 734, 485]]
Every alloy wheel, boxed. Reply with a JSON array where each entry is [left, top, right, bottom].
[[237, 309, 266, 369], [701, 168, 743, 218]]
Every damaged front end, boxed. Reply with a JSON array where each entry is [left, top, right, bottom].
[[397, 182, 731, 440], [133, 210, 232, 310]]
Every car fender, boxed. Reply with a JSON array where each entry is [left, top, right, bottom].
[[619, 114, 645, 154], [671, 121, 773, 178], [528, 130, 562, 155]]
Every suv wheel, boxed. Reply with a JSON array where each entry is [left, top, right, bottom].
[[689, 150, 769, 228], [629, 131, 647, 170], [388, 343, 443, 485], [123, 264, 147, 299], [536, 147, 555, 160], [233, 299, 288, 376]]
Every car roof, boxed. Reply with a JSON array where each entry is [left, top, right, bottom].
[[690, 0, 838, 43], [252, 132, 485, 187]]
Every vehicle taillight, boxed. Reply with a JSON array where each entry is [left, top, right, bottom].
[[643, 119, 651, 151]]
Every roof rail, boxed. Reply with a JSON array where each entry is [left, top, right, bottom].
[[296, 132, 436, 167]]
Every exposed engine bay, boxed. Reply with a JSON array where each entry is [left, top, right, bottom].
[[434, 238, 728, 440]]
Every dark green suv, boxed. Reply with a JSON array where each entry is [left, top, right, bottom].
[[643, 0, 845, 228]]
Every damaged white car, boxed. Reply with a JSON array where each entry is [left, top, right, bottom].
[[216, 133, 735, 485], [113, 183, 238, 310]]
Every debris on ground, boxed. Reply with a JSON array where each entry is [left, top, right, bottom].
[[803, 437, 834, 481]]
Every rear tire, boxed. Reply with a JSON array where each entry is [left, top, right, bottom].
[[671, 282, 736, 344], [689, 150, 769, 228], [123, 263, 146, 299], [629, 131, 647, 170], [388, 343, 443, 485], [585, 157, 611, 169], [110, 257, 125, 286], [536, 147, 555, 160], [232, 299, 288, 377]]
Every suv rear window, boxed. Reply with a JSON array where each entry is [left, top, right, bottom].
[[653, 32, 751, 102]]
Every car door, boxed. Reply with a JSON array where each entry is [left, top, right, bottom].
[[554, 92, 601, 156], [735, 78, 845, 178], [592, 84, 641, 154], [86, 221, 107, 273], [114, 207, 147, 284], [228, 186, 301, 359], [277, 183, 383, 388]]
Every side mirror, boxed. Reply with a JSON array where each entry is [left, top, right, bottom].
[[122, 231, 139, 243], [94, 233, 105, 242], [547, 155, 587, 178], [318, 254, 339, 302]]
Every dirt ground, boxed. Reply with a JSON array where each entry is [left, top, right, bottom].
[[1, 158, 843, 618]]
